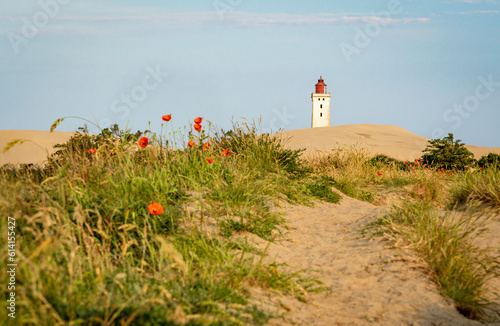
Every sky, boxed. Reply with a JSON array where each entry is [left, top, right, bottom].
[[1, 0, 499, 147]]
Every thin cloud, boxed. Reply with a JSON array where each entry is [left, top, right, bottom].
[[2, 11, 431, 33], [453, 0, 500, 5], [451, 9, 500, 13], [453, 0, 483, 3], [443, 0, 500, 3]]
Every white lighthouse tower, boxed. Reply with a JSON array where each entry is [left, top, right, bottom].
[[311, 76, 331, 128]]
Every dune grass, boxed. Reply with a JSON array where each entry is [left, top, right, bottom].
[[372, 202, 499, 320], [448, 165, 500, 210], [309, 146, 500, 321], [306, 146, 451, 205], [0, 122, 337, 325], [1, 124, 499, 324]]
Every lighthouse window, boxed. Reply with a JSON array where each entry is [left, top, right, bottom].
[[323, 98, 325, 101], [320, 113, 323, 117], [320, 104, 323, 109]]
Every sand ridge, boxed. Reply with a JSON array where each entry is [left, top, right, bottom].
[[278, 125, 500, 161], [1, 125, 499, 166]]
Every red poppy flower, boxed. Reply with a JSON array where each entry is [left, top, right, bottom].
[[439, 171, 443, 174], [147, 202, 164, 215], [188, 141, 196, 148], [194, 117, 203, 124], [404, 161, 407, 164], [479, 167, 483, 170], [87, 148, 96, 154], [441, 167, 444, 171], [162, 114, 172, 122], [194, 124, 202, 132], [138, 137, 149, 148], [377, 171, 383, 176], [206, 158, 215, 164], [222, 149, 230, 157], [203, 142, 210, 150]]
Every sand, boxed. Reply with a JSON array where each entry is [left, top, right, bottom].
[[279, 124, 500, 161], [1, 125, 499, 166], [2, 125, 499, 324], [0, 130, 74, 166], [246, 197, 498, 325]]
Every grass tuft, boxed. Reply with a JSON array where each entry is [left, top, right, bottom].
[[372, 202, 500, 320], [449, 167, 500, 210]]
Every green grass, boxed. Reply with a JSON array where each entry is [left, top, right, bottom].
[[310, 146, 500, 321], [448, 166, 500, 210], [307, 147, 448, 204], [2, 121, 499, 324], [0, 122, 326, 325], [371, 202, 499, 320]]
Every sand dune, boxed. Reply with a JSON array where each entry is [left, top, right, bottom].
[[279, 124, 500, 161], [0, 130, 74, 166], [2, 125, 499, 324], [1, 125, 499, 166]]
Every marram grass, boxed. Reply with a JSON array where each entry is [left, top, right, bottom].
[[371, 202, 499, 321], [311, 146, 500, 321], [2, 119, 499, 324], [448, 166, 500, 210], [0, 122, 335, 325]]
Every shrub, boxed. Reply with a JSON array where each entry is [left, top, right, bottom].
[[421, 133, 475, 170], [367, 154, 407, 170], [477, 153, 500, 169]]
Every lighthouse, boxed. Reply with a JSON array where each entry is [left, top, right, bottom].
[[311, 76, 331, 128]]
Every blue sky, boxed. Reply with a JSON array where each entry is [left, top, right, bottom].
[[1, 0, 499, 146]]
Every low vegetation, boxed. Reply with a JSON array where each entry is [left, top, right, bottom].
[[1, 122, 499, 324], [421, 133, 476, 170], [372, 203, 499, 320], [449, 167, 500, 210], [0, 119, 337, 325], [306, 135, 500, 320]]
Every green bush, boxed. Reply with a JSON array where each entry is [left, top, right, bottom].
[[421, 133, 475, 170], [367, 154, 407, 170], [477, 153, 500, 169]]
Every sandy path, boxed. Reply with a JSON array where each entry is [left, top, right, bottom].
[[247, 195, 496, 325]]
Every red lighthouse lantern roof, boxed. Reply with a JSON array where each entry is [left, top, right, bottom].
[[315, 76, 326, 94]]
